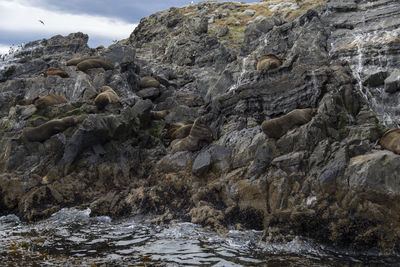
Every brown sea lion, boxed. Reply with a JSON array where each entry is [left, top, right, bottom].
[[171, 115, 213, 153], [22, 116, 79, 142], [139, 76, 160, 89], [66, 56, 100, 66], [77, 59, 114, 71], [34, 94, 68, 109], [43, 68, 69, 78], [93, 86, 120, 110], [379, 129, 400, 154], [169, 123, 192, 140], [150, 110, 171, 120], [256, 54, 283, 71], [17, 98, 38, 106], [261, 108, 316, 139]]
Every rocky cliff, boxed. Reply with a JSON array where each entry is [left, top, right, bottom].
[[1, 0, 400, 252]]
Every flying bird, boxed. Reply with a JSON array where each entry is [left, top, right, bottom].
[[38, 20, 45, 25]]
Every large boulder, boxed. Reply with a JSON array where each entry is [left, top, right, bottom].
[[345, 151, 400, 193], [384, 69, 400, 93]]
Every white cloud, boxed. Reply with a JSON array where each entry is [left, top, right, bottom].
[[0, 0, 137, 46]]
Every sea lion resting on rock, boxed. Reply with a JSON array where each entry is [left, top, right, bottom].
[[139, 76, 160, 89], [66, 56, 100, 66], [256, 54, 283, 71], [34, 94, 68, 109], [94, 86, 120, 110], [168, 123, 193, 140], [261, 108, 316, 139], [77, 58, 114, 72], [43, 68, 69, 78], [171, 115, 213, 153], [150, 110, 171, 120], [17, 98, 38, 106], [379, 129, 400, 154], [22, 116, 80, 142]]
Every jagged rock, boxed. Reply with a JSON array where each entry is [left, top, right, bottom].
[[1, 0, 400, 253], [384, 69, 400, 93], [101, 44, 135, 65], [192, 151, 211, 176], [271, 151, 309, 172], [137, 87, 160, 100], [345, 151, 400, 193], [363, 71, 388, 87], [157, 151, 193, 173]]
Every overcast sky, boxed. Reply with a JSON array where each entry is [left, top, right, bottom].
[[0, 0, 256, 54]]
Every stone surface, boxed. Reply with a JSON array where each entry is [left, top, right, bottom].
[[345, 151, 400, 193], [384, 69, 400, 93], [192, 151, 211, 176]]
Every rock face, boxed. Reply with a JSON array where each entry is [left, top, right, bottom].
[[1, 0, 400, 254]]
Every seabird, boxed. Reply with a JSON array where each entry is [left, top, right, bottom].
[[38, 20, 45, 25]]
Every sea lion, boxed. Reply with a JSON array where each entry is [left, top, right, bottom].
[[93, 86, 120, 110], [22, 116, 79, 142], [66, 56, 100, 66], [43, 68, 69, 78], [17, 98, 38, 106], [34, 94, 68, 109], [261, 108, 316, 139], [77, 59, 114, 72], [139, 76, 160, 89], [167, 123, 193, 140], [150, 110, 171, 120], [171, 115, 213, 153], [379, 129, 400, 154], [256, 54, 283, 71]]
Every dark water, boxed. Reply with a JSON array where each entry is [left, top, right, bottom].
[[0, 209, 399, 266]]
